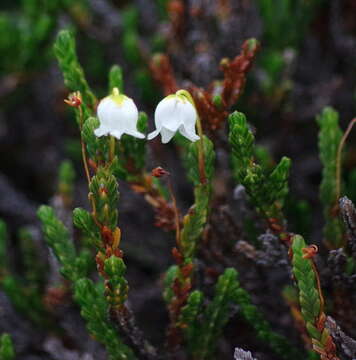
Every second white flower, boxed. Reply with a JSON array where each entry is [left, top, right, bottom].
[[147, 90, 200, 144]]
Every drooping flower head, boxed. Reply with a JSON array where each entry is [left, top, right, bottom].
[[147, 90, 200, 144], [94, 88, 145, 140]]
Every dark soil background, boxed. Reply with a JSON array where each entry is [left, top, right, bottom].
[[0, 0, 355, 359]]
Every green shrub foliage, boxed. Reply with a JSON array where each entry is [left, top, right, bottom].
[[1, 14, 352, 360]]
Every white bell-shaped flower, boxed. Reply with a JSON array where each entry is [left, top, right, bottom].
[[94, 88, 145, 140], [147, 90, 200, 144]]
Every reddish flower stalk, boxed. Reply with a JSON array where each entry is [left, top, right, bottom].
[[335, 118, 356, 211], [131, 172, 180, 232]]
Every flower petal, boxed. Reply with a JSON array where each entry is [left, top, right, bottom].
[[110, 130, 123, 140], [178, 101, 197, 129], [149, 91, 199, 144], [94, 126, 109, 137], [160, 127, 175, 143], [96, 93, 142, 140], [147, 129, 161, 140], [155, 97, 182, 132], [113, 98, 139, 133], [125, 129, 145, 139], [97, 97, 114, 127], [179, 124, 200, 142]]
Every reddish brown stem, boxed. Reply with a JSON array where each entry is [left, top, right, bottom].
[[335, 118, 356, 209], [167, 178, 181, 246], [78, 105, 91, 185]]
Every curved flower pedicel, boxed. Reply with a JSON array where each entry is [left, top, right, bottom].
[[148, 90, 200, 143], [94, 88, 145, 140]]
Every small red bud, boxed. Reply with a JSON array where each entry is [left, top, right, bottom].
[[302, 245, 318, 259], [64, 91, 82, 107], [152, 166, 170, 178]]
